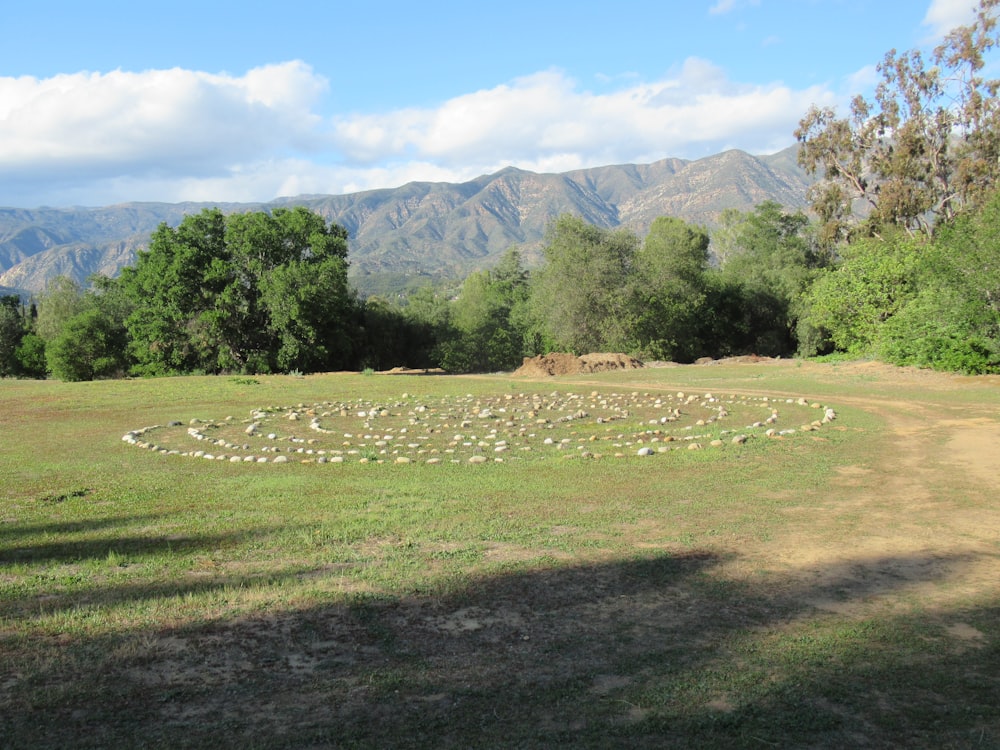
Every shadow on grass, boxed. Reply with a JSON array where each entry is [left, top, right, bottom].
[[0, 518, 309, 621], [0, 529, 268, 566], [2, 550, 997, 749], [0, 513, 169, 545]]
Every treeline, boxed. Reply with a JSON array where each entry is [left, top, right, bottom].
[[3, 1, 999, 381], [2, 190, 999, 381], [0, 201, 821, 380]]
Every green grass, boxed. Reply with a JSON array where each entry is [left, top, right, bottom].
[[1, 363, 998, 748]]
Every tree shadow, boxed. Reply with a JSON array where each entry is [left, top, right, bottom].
[[0, 513, 169, 545], [2, 549, 997, 749], [0, 518, 330, 621]]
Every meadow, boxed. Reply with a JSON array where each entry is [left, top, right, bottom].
[[1, 360, 998, 748]]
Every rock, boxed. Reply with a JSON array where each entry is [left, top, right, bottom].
[[637, 447, 655, 456]]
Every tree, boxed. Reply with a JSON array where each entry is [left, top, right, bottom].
[[120, 207, 354, 375], [714, 202, 821, 356], [0, 296, 26, 377], [797, 232, 923, 357], [119, 208, 229, 374], [530, 215, 639, 354], [632, 217, 710, 361], [258, 254, 356, 372], [439, 249, 531, 372], [796, 0, 1000, 240], [35, 276, 87, 344], [878, 188, 1000, 372], [46, 307, 128, 381]]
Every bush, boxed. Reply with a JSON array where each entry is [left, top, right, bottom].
[[47, 309, 128, 381]]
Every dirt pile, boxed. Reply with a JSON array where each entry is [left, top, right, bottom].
[[513, 353, 644, 377]]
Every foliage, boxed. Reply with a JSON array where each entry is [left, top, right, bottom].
[[877, 190, 1000, 372], [797, 233, 923, 357], [439, 249, 532, 372], [796, 0, 1000, 239], [0, 295, 27, 377], [714, 202, 823, 356], [629, 217, 711, 361], [13, 333, 47, 377], [529, 215, 640, 354], [119, 207, 353, 375], [46, 307, 129, 381], [35, 276, 87, 343]]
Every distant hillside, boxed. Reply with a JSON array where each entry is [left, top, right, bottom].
[[0, 146, 812, 296]]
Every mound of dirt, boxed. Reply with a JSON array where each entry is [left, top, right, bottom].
[[514, 353, 644, 377]]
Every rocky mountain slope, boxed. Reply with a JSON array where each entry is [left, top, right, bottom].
[[0, 146, 811, 296]]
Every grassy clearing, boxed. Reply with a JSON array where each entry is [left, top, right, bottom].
[[1, 362, 998, 748]]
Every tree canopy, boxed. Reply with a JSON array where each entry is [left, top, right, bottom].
[[796, 0, 1000, 240], [119, 207, 354, 375]]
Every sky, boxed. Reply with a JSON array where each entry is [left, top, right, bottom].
[[0, 0, 986, 208]]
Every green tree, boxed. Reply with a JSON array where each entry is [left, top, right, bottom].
[[46, 307, 129, 381], [440, 249, 531, 372], [258, 254, 355, 372], [355, 296, 439, 371], [121, 207, 354, 375], [120, 208, 229, 374], [714, 202, 821, 355], [530, 215, 639, 354], [35, 276, 87, 344], [14, 334, 47, 378], [797, 232, 923, 356], [877, 189, 1000, 372], [0, 296, 26, 377], [632, 217, 710, 361], [796, 0, 1000, 239]]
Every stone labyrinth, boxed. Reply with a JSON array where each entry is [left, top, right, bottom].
[[122, 389, 839, 465]]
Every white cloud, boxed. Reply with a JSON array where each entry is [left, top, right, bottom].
[[331, 60, 837, 176], [0, 62, 328, 202], [921, 0, 979, 38], [0, 60, 840, 207], [709, 0, 760, 15]]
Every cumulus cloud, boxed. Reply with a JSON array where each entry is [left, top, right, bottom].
[[921, 0, 979, 38], [0, 62, 328, 203], [0, 59, 839, 207], [331, 60, 835, 178]]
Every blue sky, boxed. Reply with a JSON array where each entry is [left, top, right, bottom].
[[0, 0, 985, 208]]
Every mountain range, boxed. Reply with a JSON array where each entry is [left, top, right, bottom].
[[0, 146, 812, 298]]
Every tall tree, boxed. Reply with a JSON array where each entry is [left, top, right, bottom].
[[797, 232, 923, 357], [878, 188, 1000, 372], [530, 215, 639, 354], [35, 276, 87, 344], [0, 296, 26, 377], [796, 0, 1000, 240], [632, 217, 710, 361], [120, 207, 354, 375], [714, 202, 821, 356], [440, 249, 531, 372]]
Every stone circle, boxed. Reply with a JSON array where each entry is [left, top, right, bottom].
[[121, 390, 840, 465]]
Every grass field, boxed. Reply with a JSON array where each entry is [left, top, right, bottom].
[[2, 360, 998, 748]]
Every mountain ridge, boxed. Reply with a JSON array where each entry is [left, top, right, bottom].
[[0, 146, 812, 296]]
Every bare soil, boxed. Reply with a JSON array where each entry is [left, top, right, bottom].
[[514, 352, 644, 376]]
